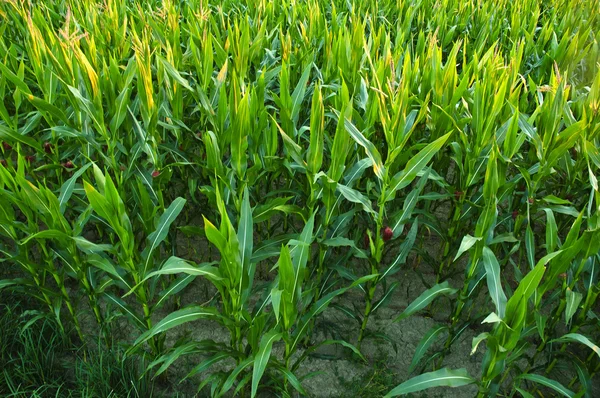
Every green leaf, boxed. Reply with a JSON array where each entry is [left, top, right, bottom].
[[105, 293, 146, 331], [289, 212, 315, 299], [143, 197, 186, 276], [68, 85, 105, 136], [0, 124, 41, 151], [454, 235, 481, 261], [277, 245, 296, 328], [518, 374, 574, 397], [409, 325, 447, 372], [525, 225, 535, 269], [328, 103, 351, 181], [132, 306, 221, 348], [220, 357, 253, 396], [0, 279, 18, 290], [543, 209, 557, 254], [87, 254, 130, 289], [58, 163, 92, 213], [343, 114, 384, 180], [471, 332, 490, 354], [291, 62, 312, 122], [21, 229, 70, 244], [72, 236, 113, 253], [274, 365, 307, 396], [391, 169, 429, 238], [144, 256, 221, 280], [154, 275, 196, 311], [382, 219, 419, 278], [482, 247, 507, 318], [128, 107, 157, 165], [291, 339, 367, 372], [231, 92, 250, 178], [184, 352, 230, 380], [482, 312, 504, 324], [126, 257, 221, 299], [384, 368, 475, 397], [109, 86, 131, 132], [564, 288, 583, 326], [394, 281, 457, 322], [83, 181, 112, 222], [337, 183, 376, 215], [550, 333, 600, 359], [307, 83, 324, 174], [238, 187, 253, 269], [253, 196, 293, 223], [251, 330, 282, 398], [202, 131, 224, 176], [0, 60, 31, 94], [158, 56, 194, 92], [489, 233, 518, 245], [514, 387, 535, 398], [543, 195, 571, 205], [291, 274, 377, 352], [386, 133, 451, 202], [371, 282, 399, 314], [343, 158, 373, 187], [505, 253, 553, 326], [26, 94, 70, 125], [149, 342, 202, 378]]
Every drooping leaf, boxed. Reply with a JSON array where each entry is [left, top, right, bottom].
[[550, 333, 600, 359], [337, 183, 376, 215], [518, 374, 574, 398], [394, 281, 457, 322], [132, 306, 221, 348], [454, 235, 482, 261], [385, 368, 475, 397]]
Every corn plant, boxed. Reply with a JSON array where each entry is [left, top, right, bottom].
[[1, 0, 600, 396]]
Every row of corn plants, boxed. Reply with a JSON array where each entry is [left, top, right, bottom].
[[1, 0, 599, 396]]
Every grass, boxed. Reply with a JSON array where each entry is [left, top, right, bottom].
[[0, 295, 153, 398], [336, 356, 398, 398]]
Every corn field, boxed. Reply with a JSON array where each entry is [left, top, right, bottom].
[[1, 0, 600, 396]]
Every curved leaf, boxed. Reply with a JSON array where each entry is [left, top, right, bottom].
[[132, 306, 221, 348], [143, 197, 187, 275], [184, 352, 231, 380], [125, 256, 220, 297], [220, 357, 253, 396], [291, 274, 377, 352], [550, 333, 600, 359], [386, 133, 451, 202], [394, 281, 457, 322], [409, 325, 448, 372], [518, 374, 574, 397], [337, 183, 376, 215], [384, 368, 475, 397], [154, 274, 196, 311], [454, 235, 481, 261], [251, 329, 282, 398], [343, 115, 384, 180], [58, 163, 92, 213]]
